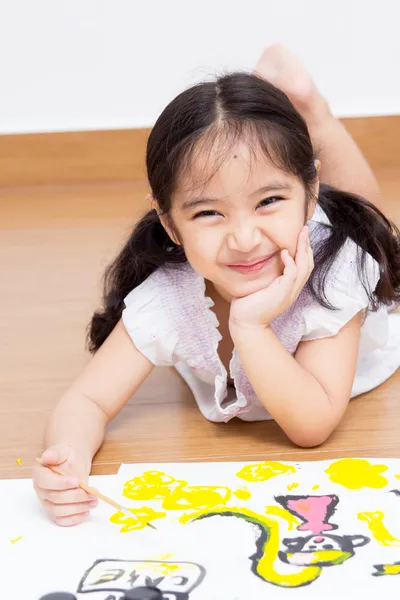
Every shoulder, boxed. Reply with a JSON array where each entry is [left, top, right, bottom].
[[123, 261, 198, 307], [122, 262, 198, 365]]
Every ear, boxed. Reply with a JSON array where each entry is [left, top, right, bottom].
[[347, 535, 370, 548], [149, 193, 160, 214], [306, 159, 321, 221], [149, 194, 181, 246], [160, 216, 181, 246]]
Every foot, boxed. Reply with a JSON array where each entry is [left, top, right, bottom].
[[253, 43, 329, 120]]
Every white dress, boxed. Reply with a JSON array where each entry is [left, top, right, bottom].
[[122, 206, 400, 423]]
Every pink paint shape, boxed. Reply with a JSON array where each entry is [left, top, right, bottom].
[[287, 496, 336, 534]]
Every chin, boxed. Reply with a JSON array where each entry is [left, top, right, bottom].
[[229, 275, 278, 299]]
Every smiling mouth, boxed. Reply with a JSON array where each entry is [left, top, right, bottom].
[[228, 253, 277, 274]]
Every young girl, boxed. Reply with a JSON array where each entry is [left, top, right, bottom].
[[33, 45, 400, 526]]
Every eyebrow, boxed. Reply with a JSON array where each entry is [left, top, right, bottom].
[[181, 181, 293, 211]]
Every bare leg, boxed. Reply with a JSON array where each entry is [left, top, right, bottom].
[[254, 44, 383, 210]]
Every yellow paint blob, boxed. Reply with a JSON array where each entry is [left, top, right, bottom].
[[325, 458, 388, 490], [157, 553, 174, 560], [312, 484, 320, 490], [163, 485, 231, 510], [237, 461, 296, 482], [147, 554, 179, 575], [110, 507, 166, 532], [123, 471, 186, 501], [287, 482, 299, 491], [123, 471, 232, 511], [157, 563, 180, 575], [264, 506, 299, 530], [234, 487, 251, 501], [10, 536, 23, 544], [395, 475, 400, 481], [16, 459, 22, 466], [358, 511, 400, 547]]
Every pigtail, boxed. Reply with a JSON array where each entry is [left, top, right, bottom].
[[309, 184, 400, 309], [87, 210, 186, 353]]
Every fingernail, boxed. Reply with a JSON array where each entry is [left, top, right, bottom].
[[88, 495, 97, 501], [89, 500, 98, 507]]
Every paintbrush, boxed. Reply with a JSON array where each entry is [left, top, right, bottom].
[[36, 458, 156, 529]]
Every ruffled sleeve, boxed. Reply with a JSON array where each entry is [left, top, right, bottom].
[[122, 271, 178, 366], [302, 239, 381, 341]]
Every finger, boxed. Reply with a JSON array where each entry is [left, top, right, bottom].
[[40, 446, 71, 466], [55, 511, 91, 527], [295, 227, 309, 264], [36, 485, 95, 504], [281, 249, 297, 281], [295, 228, 311, 284], [43, 499, 98, 519], [308, 237, 314, 271], [33, 466, 79, 491]]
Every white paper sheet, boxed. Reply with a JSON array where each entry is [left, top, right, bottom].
[[3, 459, 400, 599]]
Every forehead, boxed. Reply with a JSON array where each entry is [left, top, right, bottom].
[[174, 139, 298, 203]]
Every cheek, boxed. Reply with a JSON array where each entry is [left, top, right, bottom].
[[267, 212, 304, 255], [180, 229, 220, 270]]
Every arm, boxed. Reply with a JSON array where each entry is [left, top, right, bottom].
[[45, 319, 154, 466], [230, 312, 361, 447], [34, 319, 154, 525]]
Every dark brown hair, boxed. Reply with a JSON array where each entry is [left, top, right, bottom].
[[88, 72, 400, 352]]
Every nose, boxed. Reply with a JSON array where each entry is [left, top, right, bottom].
[[314, 537, 325, 543], [227, 218, 263, 253]]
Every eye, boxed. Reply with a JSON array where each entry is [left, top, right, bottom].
[[322, 544, 334, 550], [192, 210, 220, 219], [257, 196, 284, 208]]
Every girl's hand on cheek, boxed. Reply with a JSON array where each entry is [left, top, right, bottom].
[[229, 226, 313, 331]]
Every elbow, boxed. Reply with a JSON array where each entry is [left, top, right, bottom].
[[287, 427, 333, 449], [291, 436, 326, 449], [283, 403, 341, 448]]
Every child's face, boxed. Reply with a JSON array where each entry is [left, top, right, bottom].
[[169, 141, 316, 300]]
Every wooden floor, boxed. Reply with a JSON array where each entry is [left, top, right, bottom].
[[1, 168, 400, 480]]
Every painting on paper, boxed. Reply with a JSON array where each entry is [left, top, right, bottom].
[[4, 458, 400, 599]]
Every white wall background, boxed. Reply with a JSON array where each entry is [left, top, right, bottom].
[[0, 0, 399, 134]]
